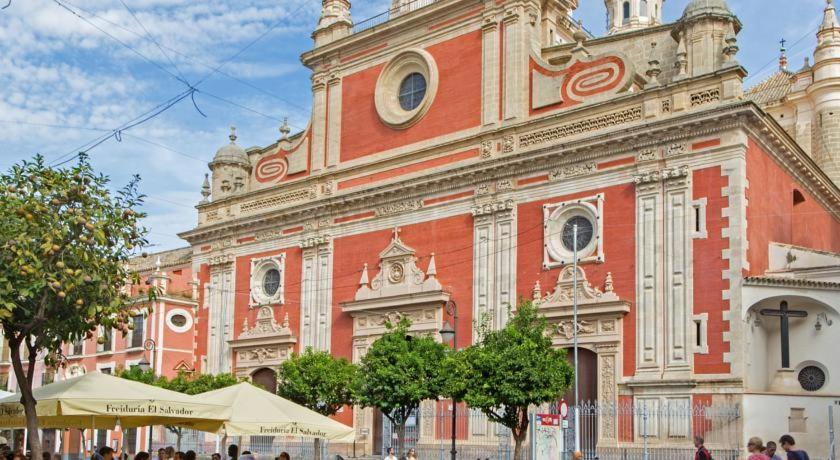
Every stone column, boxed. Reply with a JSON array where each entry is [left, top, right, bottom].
[[471, 199, 517, 332], [326, 72, 343, 168], [310, 73, 328, 173], [481, 13, 500, 126], [596, 343, 620, 445]]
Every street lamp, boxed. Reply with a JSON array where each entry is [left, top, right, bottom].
[[438, 300, 457, 460], [142, 338, 157, 451]]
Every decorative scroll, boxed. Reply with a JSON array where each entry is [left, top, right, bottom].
[[255, 154, 289, 183]]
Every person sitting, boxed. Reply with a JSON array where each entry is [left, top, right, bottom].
[[211, 454, 221, 460], [275, 453, 290, 460], [156, 449, 167, 460], [779, 435, 810, 460], [134, 452, 150, 460], [184, 451, 196, 460]]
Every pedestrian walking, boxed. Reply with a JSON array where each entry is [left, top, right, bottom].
[[406, 449, 417, 460], [779, 435, 810, 460], [747, 437, 770, 460], [764, 441, 783, 460], [384, 448, 397, 460], [694, 436, 711, 460], [157, 449, 167, 460]]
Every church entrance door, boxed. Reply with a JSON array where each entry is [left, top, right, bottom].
[[562, 347, 598, 404], [251, 368, 277, 393]]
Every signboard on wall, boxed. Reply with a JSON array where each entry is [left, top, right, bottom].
[[535, 413, 564, 460]]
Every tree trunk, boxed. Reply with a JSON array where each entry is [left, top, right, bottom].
[[313, 437, 322, 460], [395, 424, 406, 459], [176, 429, 182, 452], [512, 410, 530, 460], [9, 337, 42, 460]]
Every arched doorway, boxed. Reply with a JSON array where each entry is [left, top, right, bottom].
[[562, 347, 598, 405], [251, 368, 277, 393]]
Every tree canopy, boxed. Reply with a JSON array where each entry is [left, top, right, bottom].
[[454, 300, 574, 460], [277, 347, 357, 416], [0, 154, 151, 460], [353, 318, 448, 455]]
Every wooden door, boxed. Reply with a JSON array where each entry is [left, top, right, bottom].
[[562, 347, 598, 404], [251, 368, 277, 393]]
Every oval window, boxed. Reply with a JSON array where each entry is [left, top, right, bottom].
[[263, 268, 281, 296], [170, 314, 188, 328], [562, 215, 594, 252], [399, 73, 427, 111]]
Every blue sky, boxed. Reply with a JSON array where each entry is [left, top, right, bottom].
[[0, 0, 829, 251]]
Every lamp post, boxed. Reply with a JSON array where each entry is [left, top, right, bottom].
[[139, 338, 157, 452], [571, 224, 581, 458], [438, 300, 458, 460]]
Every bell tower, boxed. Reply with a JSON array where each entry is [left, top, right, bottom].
[[605, 0, 664, 35]]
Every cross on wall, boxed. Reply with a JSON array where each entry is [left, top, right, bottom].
[[760, 300, 808, 369]]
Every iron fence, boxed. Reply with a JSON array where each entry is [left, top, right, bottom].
[[148, 429, 329, 460], [379, 401, 742, 460]]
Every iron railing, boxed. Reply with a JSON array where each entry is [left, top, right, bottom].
[[352, 0, 440, 34]]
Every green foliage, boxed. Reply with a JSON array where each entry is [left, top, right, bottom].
[[117, 368, 240, 394], [353, 318, 448, 426], [277, 347, 357, 416], [0, 154, 152, 460], [455, 299, 573, 453], [0, 154, 151, 355]]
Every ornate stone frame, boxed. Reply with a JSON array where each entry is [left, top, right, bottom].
[[374, 49, 439, 129], [533, 265, 630, 444], [228, 306, 296, 379], [543, 194, 605, 268], [250, 253, 286, 308]]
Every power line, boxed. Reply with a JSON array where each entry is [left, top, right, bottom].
[[59, 0, 312, 114], [117, 0, 188, 84]]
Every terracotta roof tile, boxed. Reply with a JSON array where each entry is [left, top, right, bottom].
[[746, 70, 793, 106]]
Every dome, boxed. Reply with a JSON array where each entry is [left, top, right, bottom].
[[682, 0, 733, 19], [212, 127, 250, 167]]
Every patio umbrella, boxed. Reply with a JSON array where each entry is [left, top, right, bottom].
[[189, 382, 355, 442], [0, 372, 229, 430]]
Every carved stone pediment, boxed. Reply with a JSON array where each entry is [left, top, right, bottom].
[[229, 306, 296, 377], [341, 228, 449, 342], [347, 228, 450, 310], [533, 266, 630, 330]]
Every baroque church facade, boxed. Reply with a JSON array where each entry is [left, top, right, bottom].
[[2, 0, 840, 457]]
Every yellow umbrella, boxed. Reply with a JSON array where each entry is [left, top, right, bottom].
[[189, 382, 355, 442], [0, 372, 229, 430]]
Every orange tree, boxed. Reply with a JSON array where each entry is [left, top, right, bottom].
[[451, 300, 574, 460], [0, 154, 152, 460]]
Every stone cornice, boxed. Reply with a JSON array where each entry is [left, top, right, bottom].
[[180, 102, 840, 245]]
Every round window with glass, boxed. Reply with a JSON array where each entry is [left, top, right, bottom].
[[398, 73, 427, 111], [263, 268, 281, 296], [545, 203, 600, 264]]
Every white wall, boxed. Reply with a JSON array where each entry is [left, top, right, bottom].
[[743, 394, 838, 460]]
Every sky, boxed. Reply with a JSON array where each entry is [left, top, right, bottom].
[[0, 0, 830, 252]]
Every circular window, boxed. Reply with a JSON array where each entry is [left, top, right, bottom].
[[545, 202, 601, 264], [562, 215, 594, 252], [263, 269, 281, 296], [170, 314, 187, 327], [374, 49, 439, 129], [166, 308, 194, 333], [798, 366, 826, 392], [399, 73, 427, 111]]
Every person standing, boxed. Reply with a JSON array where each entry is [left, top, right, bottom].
[[694, 436, 711, 460], [405, 449, 417, 460], [384, 448, 397, 460], [99, 447, 115, 460], [157, 449, 167, 460], [227, 445, 239, 460], [747, 437, 770, 460], [779, 435, 810, 460], [765, 441, 783, 460]]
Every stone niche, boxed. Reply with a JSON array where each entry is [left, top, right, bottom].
[[228, 305, 296, 378]]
